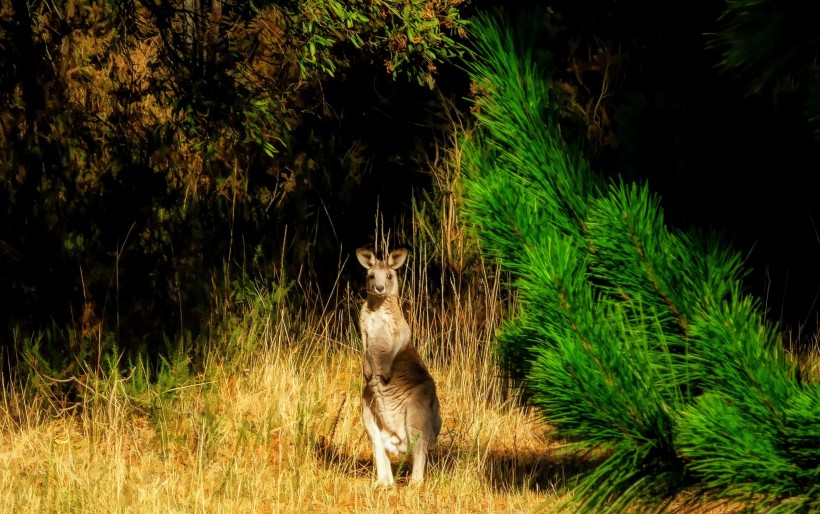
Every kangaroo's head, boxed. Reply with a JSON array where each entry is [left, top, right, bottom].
[[356, 248, 408, 298]]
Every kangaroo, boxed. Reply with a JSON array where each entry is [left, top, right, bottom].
[[356, 247, 442, 485]]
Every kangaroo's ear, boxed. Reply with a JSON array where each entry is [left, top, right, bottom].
[[387, 248, 408, 270], [356, 248, 376, 269]]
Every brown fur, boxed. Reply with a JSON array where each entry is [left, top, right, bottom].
[[356, 248, 442, 485]]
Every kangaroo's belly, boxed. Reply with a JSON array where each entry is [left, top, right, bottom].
[[364, 368, 438, 450], [364, 384, 409, 454]]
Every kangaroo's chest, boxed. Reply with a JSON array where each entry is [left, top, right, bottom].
[[361, 307, 399, 339]]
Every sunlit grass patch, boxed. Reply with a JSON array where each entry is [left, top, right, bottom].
[[0, 252, 572, 513]]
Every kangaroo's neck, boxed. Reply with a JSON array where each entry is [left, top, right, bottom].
[[365, 294, 400, 313]]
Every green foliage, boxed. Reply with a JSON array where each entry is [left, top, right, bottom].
[[411, 106, 483, 282], [461, 11, 820, 512], [712, 0, 820, 95], [713, 0, 820, 136], [213, 270, 293, 370], [676, 294, 820, 512], [16, 327, 122, 401], [294, 0, 467, 87]]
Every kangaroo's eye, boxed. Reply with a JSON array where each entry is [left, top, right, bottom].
[[368, 273, 374, 279], [387, 274, 392, 279]]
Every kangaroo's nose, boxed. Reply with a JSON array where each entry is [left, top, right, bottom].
[[375, 285, 385, 293]]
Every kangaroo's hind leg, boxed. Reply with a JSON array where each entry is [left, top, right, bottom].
[[409, 435, 429, 484], [407, 402, 437, 485], [362, 388, 394, 485]]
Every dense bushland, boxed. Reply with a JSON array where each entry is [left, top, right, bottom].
[[2, 3, 820, 512], [0, 0, 469, 373], [4, 1, 819, 382]]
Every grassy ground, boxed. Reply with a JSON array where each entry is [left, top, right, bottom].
[[0, 256, 588, 514], [2, 242, 816, 513]]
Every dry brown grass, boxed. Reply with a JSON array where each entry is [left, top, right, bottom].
[[0, 255, 584, 514], [5, 227, 811, 513]]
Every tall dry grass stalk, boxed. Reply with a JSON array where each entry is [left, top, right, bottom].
[[0, 218, 577, 513]]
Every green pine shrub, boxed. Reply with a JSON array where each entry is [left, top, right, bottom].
[[461, 11, 820, 512]]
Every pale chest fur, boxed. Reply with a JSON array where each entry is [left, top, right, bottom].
[[359, 298, 408, 344]]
